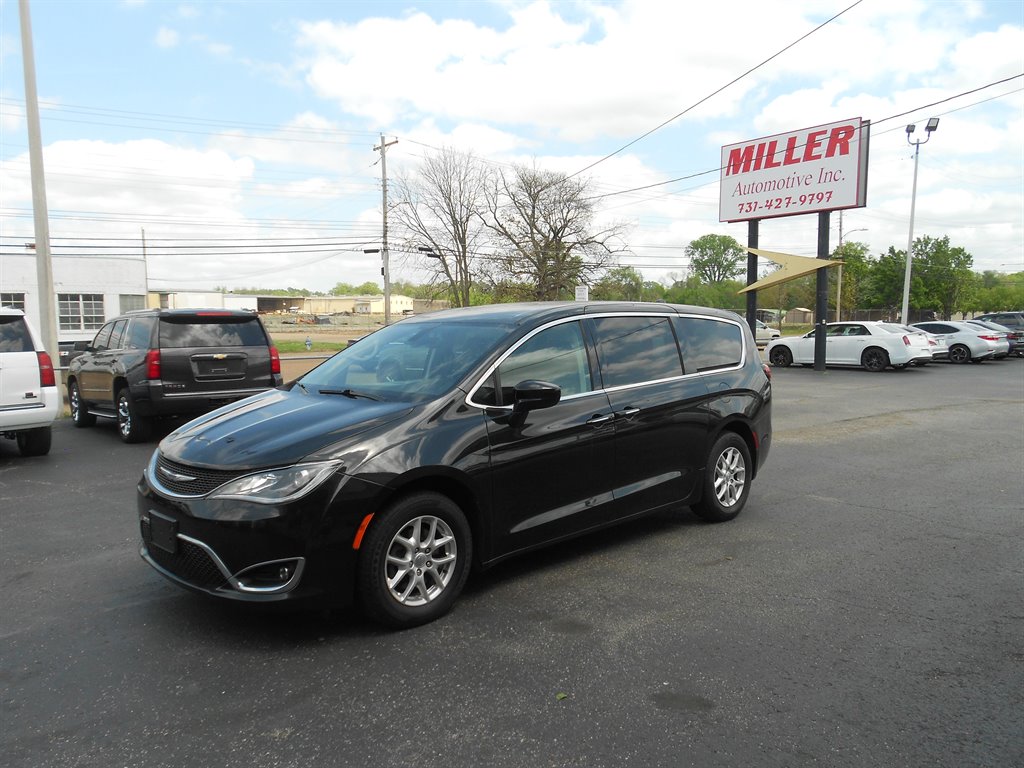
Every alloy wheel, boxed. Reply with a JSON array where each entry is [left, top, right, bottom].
[[383, 515, 458, 606]]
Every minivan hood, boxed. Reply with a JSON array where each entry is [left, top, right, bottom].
[[159, 388, 414, 468]]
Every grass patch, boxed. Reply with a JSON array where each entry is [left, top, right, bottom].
[[275, 341, 349, 354]]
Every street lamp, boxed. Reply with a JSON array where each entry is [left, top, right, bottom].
[[900, 117, 939, 324]]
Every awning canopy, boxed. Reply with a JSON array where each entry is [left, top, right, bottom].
[[738, 248, 842, 294]]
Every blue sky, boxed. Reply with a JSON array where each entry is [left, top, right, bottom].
[[1, 0, 1022, 292]]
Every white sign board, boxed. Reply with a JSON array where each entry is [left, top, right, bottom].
[[720, 118, 869, 223], [575, 285, 589, 302]]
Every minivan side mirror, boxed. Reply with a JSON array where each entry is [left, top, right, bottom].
[[511, 380, 561, 413]]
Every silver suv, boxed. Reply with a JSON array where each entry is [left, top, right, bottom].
[[0, 307, 60, 456]]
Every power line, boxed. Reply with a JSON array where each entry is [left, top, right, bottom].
[[563, 0, 865, 182], [584, 77, 1024, 203]]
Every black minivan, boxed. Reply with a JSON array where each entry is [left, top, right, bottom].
[[137, 302, 772, 627], [68, 309, 281, 442]]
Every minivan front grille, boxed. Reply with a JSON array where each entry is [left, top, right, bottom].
[[155, 455, 243, 497]]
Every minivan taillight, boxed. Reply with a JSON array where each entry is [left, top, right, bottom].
[[270, 346, 281, 375], [37, 351, 56, 387], [145, 349, 161, 380]]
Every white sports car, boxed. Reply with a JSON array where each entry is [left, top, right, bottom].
[[766, 321, 933, 372]]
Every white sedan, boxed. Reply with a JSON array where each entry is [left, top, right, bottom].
[[755, 319, 781, 346], [766, 321, 933, 372]]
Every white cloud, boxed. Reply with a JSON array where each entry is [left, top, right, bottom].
[[155, 27, 179, 49]]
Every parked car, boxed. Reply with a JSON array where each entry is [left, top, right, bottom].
[[137, 302, 773, 628], [911, 321, 1003, 364], [892, 324, 948, 362], [974, 312, 1024, 334], [755, 319, 781, 346], [0, 307, 59, 456], [67, 308, 282, 443], [965, 319, 1021, 358], [765, 321, 933, 371]]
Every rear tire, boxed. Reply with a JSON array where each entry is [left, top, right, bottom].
[[948, 344, 970, 364], [768, 346, 792, 367], [117, 387, 151, 443], [691, 432, 751, 523], [862, 347, 890, 372], [69, 381, 96, 427], [357, 492, 472, 629], [16, 426, 52, 457]]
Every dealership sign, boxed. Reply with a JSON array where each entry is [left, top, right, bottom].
[[719, 118, 869, 222]]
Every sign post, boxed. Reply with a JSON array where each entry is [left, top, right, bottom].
[[721, 118, 870, 370]]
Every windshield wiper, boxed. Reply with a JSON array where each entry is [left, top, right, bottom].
[[318, 388, 382, 401]]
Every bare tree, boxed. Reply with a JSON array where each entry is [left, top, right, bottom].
[[483, 164, 626, 301], [392, 148, 488, 307]]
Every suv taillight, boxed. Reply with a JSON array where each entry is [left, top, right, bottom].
[[145, 349, 161, 379], [270, 346, 281, 375], [37, 351, 56, 387]]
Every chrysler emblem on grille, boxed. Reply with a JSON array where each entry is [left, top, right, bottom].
[[160, 466, 197, 483]]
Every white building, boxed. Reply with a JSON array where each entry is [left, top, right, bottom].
[[1, 253, 149, 347]]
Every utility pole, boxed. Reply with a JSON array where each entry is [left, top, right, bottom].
[[141, 228, 150, 307], [374, 134, 398, 325], [18, 0, 58, 359]]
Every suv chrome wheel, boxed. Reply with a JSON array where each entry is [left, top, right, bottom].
[[117, 388, 151, 443]]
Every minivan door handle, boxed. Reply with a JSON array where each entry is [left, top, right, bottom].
[[586, 413, 614, 426], [616, 407, 640, 419]]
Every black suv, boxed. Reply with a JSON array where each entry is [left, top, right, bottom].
[[67, 309, 282, 442], [137, 301, 772, 627]]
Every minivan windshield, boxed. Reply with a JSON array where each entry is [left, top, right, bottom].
[[300, 320, 509, 402]]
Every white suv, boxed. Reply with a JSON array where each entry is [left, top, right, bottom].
[[0, 307, 59, 456]]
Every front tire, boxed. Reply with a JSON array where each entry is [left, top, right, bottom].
[[16, 426, 52, 457], [117, 388, 151, 443], [691, 432, 751, 523], [768, 346, 792, 367], [357, 492, 472, 629]]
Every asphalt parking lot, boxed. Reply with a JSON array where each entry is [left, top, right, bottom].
[[2, 359, 1022, 768]]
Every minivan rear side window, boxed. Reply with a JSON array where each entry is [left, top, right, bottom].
[[159, 317, 266, 348], [590, 316, 682, 388], [675, 317, 743, 372]]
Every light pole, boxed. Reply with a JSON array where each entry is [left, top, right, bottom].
[[900, 117, 939, 324]]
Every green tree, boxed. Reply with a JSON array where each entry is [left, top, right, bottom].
[[685, 234, 745, 283], [591, 266, 646, 301], [864, 246, 924, 317], [665, 276, 745, 309], [912, 235, 976, 319], [831, 240, 870, 318]]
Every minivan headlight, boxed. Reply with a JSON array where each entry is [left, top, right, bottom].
[[209, 461, 341, 504]]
